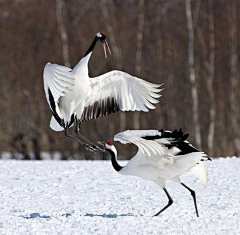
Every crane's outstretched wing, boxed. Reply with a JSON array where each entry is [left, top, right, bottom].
[[43, 62, 75, 127], [79, 70, 163, 123], [114, 130, 173, 177], [114, 129, 165, 157], [114, 129, 209, 187], [43, 62, 75, 107]]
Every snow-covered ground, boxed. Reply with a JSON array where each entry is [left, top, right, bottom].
[[0, 157, 239, 234]]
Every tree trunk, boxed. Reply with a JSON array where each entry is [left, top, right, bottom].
[[206, 0, 216, 158], [229, 0, 240, 157], [156, 25, 164, 128], [101, 0, 125, 135], [134, 0, 145, 130], [56, 0, 71, 67], [185, 0, 202, 149]]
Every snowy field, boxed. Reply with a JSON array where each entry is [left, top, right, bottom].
[[0, 158, 239, 235]]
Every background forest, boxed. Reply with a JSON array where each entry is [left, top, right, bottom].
[[0, 0, 240, 160]]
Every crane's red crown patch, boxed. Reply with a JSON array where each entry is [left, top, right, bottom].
[[106, 141, 113, 146]]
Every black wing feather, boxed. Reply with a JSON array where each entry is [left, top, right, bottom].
[[142, 128, 208, 157], [80, 97, 120, 123], [48, 88, 65, 128]]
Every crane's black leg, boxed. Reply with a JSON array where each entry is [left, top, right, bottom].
[[181, 183, 199, 217], [64, 125, 96, 152], [154, 188, 173, 216], [75, 118, 105, 152]]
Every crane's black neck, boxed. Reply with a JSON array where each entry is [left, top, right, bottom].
[[84, 36, 99, 57], [107, 149, 123, 172]]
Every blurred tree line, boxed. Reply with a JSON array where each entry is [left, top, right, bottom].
[[0, 0, 239, 160]]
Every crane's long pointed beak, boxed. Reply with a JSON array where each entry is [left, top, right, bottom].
[[105, 40, 111, 55], [102, 40, 111, 58], [102, 42, 107, 58]]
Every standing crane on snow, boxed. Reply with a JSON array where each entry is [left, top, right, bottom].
[[43, 32, 162, 152], [99, 129, 211, 216]]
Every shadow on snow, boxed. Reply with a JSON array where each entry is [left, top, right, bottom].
[[84, 213, 134, 218], [21, 213, 72, 219], [22, 213, 51, 220], [21, 212, 135, 219]]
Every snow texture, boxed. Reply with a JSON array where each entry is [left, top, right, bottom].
[[0, 157, 239, 234]]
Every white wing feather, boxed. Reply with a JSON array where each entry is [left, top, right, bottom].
[[50, 116, 64, 131], [191, 161, 208, 188], [43, 62, 75, 105], [85, 70, 162, 112], [114, 130, 164, 157]]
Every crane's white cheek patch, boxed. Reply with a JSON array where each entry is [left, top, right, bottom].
[[96, 32, 102, 37]]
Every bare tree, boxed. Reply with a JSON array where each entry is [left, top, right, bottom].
[[155, 7, 164, 128], [72, 1, 93, 25], [2, 0, 240, 159], [134, 0, 145, 130], [101, 0, 122, 69], [229, 0, 240, 156], [204, 0, 216, 158], [101, 0, 125, 131], [56, 0, 71, 67], [185, 0, 202, 149]]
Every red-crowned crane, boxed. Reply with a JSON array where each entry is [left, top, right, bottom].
[[43, 32, 162, 152], [100, 129, 211, 216]]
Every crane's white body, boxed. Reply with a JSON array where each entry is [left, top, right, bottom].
[[113, 129, 208, 188], [61, 53, 92, 116], [44, 52, 92, 131], [43, 55, 162, 131]]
